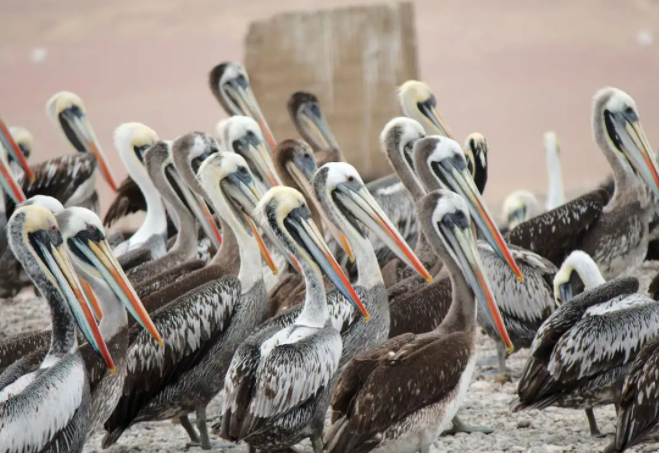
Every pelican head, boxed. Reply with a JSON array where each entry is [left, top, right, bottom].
[[170, 131, 220, 196], [417, 189, 513, 352], [9, 126, 33, 161], [593, 87, 659, 199], [208, 62, 276, 150], [19, 195, 64, 213], [553, 250, 605, 304], [464, 133, 488, 194], [47, 91, 118, 191], [273, 139, 317, 193], [397, 80, 454, 139], [313, 162, 432, 283], [113, 122, 159, 183], [379, 117, 426, 196], [255, 186, 369, 319], [219, 116, 282, 187], [8, 205, 115, 370], [287, 91, 341, 154], [197, 151, 277, 274], [502, 190, 541, 230], [57, 207, 163, 344], [413, 136, 523, 281]]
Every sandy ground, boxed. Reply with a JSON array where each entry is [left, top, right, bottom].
[[3, 289, 658, 453]]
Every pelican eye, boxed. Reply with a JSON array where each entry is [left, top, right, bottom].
[[347, 176, 355, 183]]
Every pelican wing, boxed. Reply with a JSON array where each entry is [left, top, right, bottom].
[[506, 189, 607, 267], [0, 354, 88, 453], [326, 332, 472, 453], [103, 177, 145, 227], [548, 294, 659, 384], [103, 276, 241, 436], [9, 154, 97, 216], [614, 338, 659, 451]]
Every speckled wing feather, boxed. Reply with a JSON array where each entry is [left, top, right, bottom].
[[103, 277, 241, 438], [548, 294, 659, 385], [326, 332, 472, 453], [506, 189, 607, 267], [0, 330, 50, 374], [103, 177, 145, 227], [9, 154, 97, 217], [613, 338, 659, 451]]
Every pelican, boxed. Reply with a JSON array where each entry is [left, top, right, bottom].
[[501, 190, 542, 231], [103, 151, 274, 450], [0, 205, 115, 453], [220, 186, 369, 453], [0, 124, 33, 180], [507, 88, 659, 279], [0, 199, 163, 434], [16, 92, 119, 214], [410, 136, 559, 376], [216, 115, 282, 190], [324, 189, 512, 453], [124, 141, 218, 288], [208, 61, 276, 151], [287, 91, 344, 165], [110, 123, 166, 258], [512, 250, 659, 438]]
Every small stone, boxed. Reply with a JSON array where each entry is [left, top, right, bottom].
[[517, 420, 532, 429]]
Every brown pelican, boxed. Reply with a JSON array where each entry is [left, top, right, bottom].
[[324, 189, 512, 453], [216, 115, 282, 189], [0, 205, 115, 453], [103, 151, 274, 450], [220, 186, 369, 453], [124, 141, 215, 287], [25, 91, 119, 213], [507, 88, 659, 279], [110, 123, 167, 258], [209, 61, 276, 151], [605, 337, 659, 452], [512, 250, 659, 438], [287, 91, 344, 165]]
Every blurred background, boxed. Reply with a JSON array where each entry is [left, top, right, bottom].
[[2, 0, 658, 219]]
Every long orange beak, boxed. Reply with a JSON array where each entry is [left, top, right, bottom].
[[246, 214, 278, 275], [0, 116, 35, 182], [0, 156, 26, 203]]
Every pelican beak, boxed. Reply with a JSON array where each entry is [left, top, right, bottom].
[[0, 116, 34, 182], [433, 158, 524, 282], [69, 235, 164, 346], [417, 99, 454, 138], [37, 236, 115, 371], [286, 160, 354, 262], [609, 110, 659, 200], [59, 107, 119, 191], [298, 104, 341, 154], [224, 80, 276, 151], [80, 278, 103, 322], [244, 135, 282, 188], [438, 219, 513, 352], [166, 164, 222, 249], [284, 208, 369, 320], [335, 183, 433, 282], [0, 155, 26, 203], [224, 172, 279, 275], [553, 267, 584, 306]]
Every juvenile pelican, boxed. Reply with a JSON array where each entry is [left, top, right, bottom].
[[513, 250, 659, 438], [324, 190, 512, 453]]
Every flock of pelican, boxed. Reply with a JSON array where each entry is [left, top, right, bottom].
[[1, 61, 659, 453]]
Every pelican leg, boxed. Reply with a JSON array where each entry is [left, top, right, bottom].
[[444, 415, 494, 435], [180, 415, 201, 444], [496, 342, 508, 374], [311, 434, 324, 453], [186, 406, 236, 450], [585, 408, 606, 438]]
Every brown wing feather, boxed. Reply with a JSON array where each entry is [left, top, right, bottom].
[[327, 332, 473, 453], [103, 177, 145, 227], [506, 189, 606, 267]]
